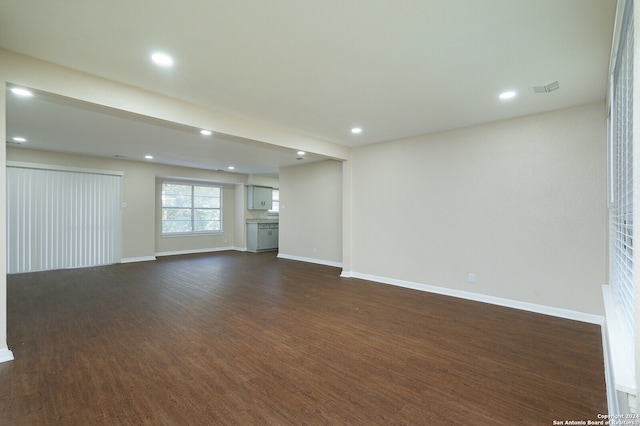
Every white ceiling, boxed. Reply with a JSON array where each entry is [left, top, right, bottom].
[[0, 0, 616, 173], [6, 90, 324, 175]]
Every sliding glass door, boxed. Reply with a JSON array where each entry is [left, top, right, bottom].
[[7, 165, 122, 273]]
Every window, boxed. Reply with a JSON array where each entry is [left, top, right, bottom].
[[269, 189, 279, 214], [609, 1, 634, 341], [162, 182, 221, 234]]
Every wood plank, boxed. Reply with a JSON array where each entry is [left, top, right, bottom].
[[3, 251, 607, 424]]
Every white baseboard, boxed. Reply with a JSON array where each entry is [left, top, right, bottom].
[[345, 270, 605, 325], [122, 248, 247, 263], [277, 253, 343, 268], [0, 347, 14, 363], [155, 246, 236, 257], [120, 256, 156, 263]]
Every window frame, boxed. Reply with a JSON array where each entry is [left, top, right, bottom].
[[161, 181, 223, 236]]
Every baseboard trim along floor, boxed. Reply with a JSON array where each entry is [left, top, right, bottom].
[[345, 270, 604, 325]]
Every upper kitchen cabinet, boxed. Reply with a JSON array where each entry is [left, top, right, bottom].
[[247, 185, 273, 210]]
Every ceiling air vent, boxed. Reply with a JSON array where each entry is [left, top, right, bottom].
[[532, 81, 560, 94]]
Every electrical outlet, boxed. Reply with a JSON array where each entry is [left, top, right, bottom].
[[468, 273, 476, 283]]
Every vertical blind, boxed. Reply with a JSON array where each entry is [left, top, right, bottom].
[[610, 5, 634, 340], [7, 166, 122, 274]]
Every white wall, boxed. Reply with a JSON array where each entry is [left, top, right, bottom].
[[348, 102, 607, 315], [279, 160, 343, 266]]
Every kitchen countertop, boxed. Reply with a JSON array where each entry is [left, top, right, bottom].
[[246, 219, 279, 224]]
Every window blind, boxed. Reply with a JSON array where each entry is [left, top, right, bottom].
[[7, 166, 122, 273], [610, 9, 634, 340]]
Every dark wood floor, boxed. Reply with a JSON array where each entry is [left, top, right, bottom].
[[0, 251, 607, 425]]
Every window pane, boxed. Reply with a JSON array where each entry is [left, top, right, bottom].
[[163, 195, 192, 208], [163, 220, 191, 233], [194, 220, 220, 232], [163, 184, 191, 196], [194, 209, 220, 221], [194, 186, 220, 197], [194, 195, 220, 208], [162, 208, 192, 221]]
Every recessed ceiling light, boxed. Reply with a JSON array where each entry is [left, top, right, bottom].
[[227, 166, 235, 170], [10, 87, 33, 97], [12, 137, 26, 143], [151, 52, 174, 67], [200, 129, 212, 136], [145, 155, 153, 159], [499, 91, 517, 100], [297, 151, 306, 156], [351, 127, 362, 134]]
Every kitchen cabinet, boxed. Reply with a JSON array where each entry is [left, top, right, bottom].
[[247, 185, 273, 210], [247, 223, 278, 252]]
